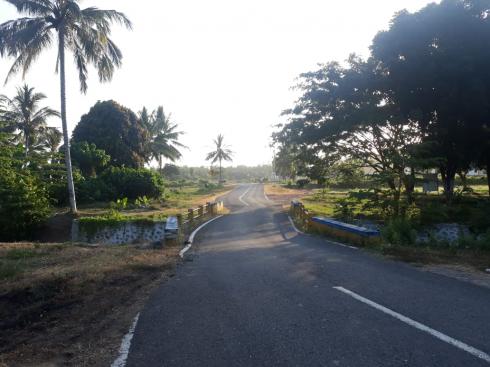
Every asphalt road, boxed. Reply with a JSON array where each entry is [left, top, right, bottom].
[[126, 184, 490, 367]]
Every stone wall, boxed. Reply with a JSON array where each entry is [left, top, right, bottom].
[[72, 220, 167, 245]]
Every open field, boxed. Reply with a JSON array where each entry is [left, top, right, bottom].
[[76, 184, 234, 218], [0, 242, 180, 367]]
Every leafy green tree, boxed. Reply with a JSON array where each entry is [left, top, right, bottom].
[[371, 0, 490, 198], [206, 134, 233, 182], [275, 57, 427, 216], [0, 0, 132, 213], [140, 106, 186, 171], [71, 141, 110, 177], [0, 85, 59, 159], [72, 101, 148, 168], [162, 163, 181, 180], [273, 147, 298, 180]]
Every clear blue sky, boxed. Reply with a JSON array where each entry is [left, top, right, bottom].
[[0, 0, 438, 167]]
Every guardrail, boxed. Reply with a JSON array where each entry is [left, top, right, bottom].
[[175, 201, 224, 238], [289, 200, 381, 246]]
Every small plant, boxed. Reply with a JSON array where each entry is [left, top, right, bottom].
[[134, 195, 150, 208], [110, 197, 128, 212], [382, 217, 417, 246]]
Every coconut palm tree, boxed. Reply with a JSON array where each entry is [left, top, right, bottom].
[[41, 126, 62, 158], [206, 134, 233, 183], [0, 84, 59, 159], [142, 106, 186, 172], [0, 0, 132, 213]]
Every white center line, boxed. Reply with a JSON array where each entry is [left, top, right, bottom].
[[239, 186, 251, 206], [333, 286, 490, 364]]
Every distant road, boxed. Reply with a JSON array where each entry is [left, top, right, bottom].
[[126, 184, 490, 366]]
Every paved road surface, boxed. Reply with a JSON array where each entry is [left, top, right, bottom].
[[126, 184, 490, 366]]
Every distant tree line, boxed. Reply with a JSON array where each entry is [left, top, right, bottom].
[[273, 0, 490, 209], [162, 164, 273, 182]]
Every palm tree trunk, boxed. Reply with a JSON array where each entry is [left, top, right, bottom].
[[58, 29, 77, 214], [24, 128, 29, 159], [219, 158, 222, 182], [159, 155, 163, 173]]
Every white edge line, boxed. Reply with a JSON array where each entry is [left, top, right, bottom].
[[111, 313, 140, 367], [288, 215, 304, 234], [179, 215, 224, 258], [287, 215, 356, 251], [239, 186, 251, 206], [263, 187, 271, 202], [333, 286, 490, 364]]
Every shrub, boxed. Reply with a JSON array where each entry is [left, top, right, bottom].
[[0, 169, 50, 241], [99, 167, 165, 200], [382, 217, 417, 246], [76, 176, 114, 203], [134, 196, 150, 208], [296, 178, 310, 188]]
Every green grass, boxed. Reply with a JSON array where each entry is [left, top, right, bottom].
[[300, 184, 490, 231], [76, 184, 233, 219]]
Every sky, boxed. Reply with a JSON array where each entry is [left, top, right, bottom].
[[0, 0, 438, 167]]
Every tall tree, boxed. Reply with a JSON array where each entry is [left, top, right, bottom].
[[140, 106, 186, 172], [371, 0, 490, 198], [73, 100, 147, 168], [0, 0, 132, 213], [0, 85, 59, 158], [206, 134, 233, 182]]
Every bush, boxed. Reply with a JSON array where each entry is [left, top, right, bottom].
[[0, 169, 50, 241], [99, 167, 165, 200], [296, 178, 310, 188], [382, 218, 417, 246], [76, 176, 114, 203]]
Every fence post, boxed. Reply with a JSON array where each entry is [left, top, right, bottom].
[[188, 209, 194, 227], [198, 205, 204, 219]]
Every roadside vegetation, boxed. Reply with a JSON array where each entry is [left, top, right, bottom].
[[0, 242, 180, 366], [272, 1, 490, 263]]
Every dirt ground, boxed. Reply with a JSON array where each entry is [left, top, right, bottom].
[[0, 242, 181, 367], [264, 183, 312, 208]]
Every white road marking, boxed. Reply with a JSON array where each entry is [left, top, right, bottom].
[[179, 215, 224, 258], [288, 216, 358, 249], [288, 215, 304, 234], [239, 186, 251, 206], [333, 286, 490, 364], [263, 187, 271, 202], [111, 313, 140, 367]]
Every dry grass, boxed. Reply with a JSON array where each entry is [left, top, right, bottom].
[[0, 242, 181, 367], [264, 183, 313, 208]]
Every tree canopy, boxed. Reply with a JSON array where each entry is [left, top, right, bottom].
[[72, 100, 148, 168]]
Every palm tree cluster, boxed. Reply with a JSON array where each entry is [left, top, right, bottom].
[[0, 0, 132, 214], [0, 84, 61, 159], [206, 134, 233, 182], [140, 106, 186, 172]]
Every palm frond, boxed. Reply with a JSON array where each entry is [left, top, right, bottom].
[[4, 0, 53, 16]]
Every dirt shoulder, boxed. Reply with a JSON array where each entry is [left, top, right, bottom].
[[264, 183, 313, 208], [0, 242, 181, 367]]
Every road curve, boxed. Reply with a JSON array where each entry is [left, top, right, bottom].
[[126, 184, 490, 367]]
